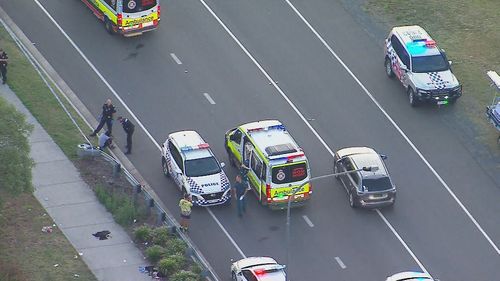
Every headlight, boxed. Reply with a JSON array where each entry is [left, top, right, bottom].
[[417, 88, 430, 95]]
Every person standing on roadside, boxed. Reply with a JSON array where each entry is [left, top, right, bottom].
[[90, 99, 116, 137], [179, 193, 193, 232], [232, 175, 251, 218], [117, 116, 135, 155], [0, 49, 9, 84]]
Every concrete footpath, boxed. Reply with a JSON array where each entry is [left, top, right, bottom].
[[1, 85, 151, 281]]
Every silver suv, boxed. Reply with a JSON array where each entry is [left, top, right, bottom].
[[384, 25, 461, 106]]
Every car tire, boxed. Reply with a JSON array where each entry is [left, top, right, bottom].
[[231, 271, 237, 281], [104, 18, 114, 35], [385, 57, 394, 78], [349, 192, 358, 208], [162, 158, 171, 178], [408, 88, 419, 107]]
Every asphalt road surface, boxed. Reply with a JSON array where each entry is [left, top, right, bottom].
[[2, 0, 499, 280]]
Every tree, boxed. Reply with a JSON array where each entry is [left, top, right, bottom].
[[0, 96, 34, 194]]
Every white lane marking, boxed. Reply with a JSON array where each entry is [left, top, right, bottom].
[[334, 256, 346, 269], [302, 215, 314, 227], [203, 93, 216, 105], [170, 53, 182, 65], [376, 209, 429, 274], [33, 0, 246, 260], [197, 0, 429, 272], [285, 0, 500, 256]]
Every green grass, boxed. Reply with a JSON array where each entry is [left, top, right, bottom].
[[365, 0, 500, 145], [0, 27, 90, 159], [0, 25, 97, 281]]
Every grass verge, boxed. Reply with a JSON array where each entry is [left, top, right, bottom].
[[364, 0, 500, 145], [0, 26, 97, 281]]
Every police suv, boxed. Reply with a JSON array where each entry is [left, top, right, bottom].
[[384, 25, 462, 106], [161, 131, 231, 206]]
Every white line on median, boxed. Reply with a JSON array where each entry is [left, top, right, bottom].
[[334, 256, 346, 269], [33, 0, 247, 264], [284, 0, 500, 256], [170, 53, 182, 65], [302, 215, 314, 227], [203, 93, 216, 105]]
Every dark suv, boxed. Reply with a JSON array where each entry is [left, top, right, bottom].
[[334, 147, 396, 208]]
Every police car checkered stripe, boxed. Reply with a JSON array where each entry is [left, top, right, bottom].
[[428, 72, 447, 89]]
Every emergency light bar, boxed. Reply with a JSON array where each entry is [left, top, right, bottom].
[[180, 143, 210, 152], [247, 124, 286, 133]]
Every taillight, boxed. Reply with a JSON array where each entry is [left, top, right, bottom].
[[266, 184, 271, 202], [157, 5, 161, 18], [117, 13, 122, 27], [308, 183, 312, 194]]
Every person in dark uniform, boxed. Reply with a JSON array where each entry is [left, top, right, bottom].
[[0, 49, 8, 84], [90, 99, 116, 136], [117, 116, 135, 154]]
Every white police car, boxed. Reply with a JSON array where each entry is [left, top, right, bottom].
[[386, 271, 437, 281], [384, 25, 462, 106], [161, 131, 231, 206], [231, 257, 286, 281]]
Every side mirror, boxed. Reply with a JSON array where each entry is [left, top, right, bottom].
[[448, 60, 453, 66], [380, 154, 388, 160], [220, 162, 226, 168]]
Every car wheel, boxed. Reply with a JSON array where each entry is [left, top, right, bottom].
[[231, 271, 237, 281], [349, 192, 357, 208], [104, 19, 114, 35], [408, 88, 419, 107], [162, 158, 171, 178], [385, 57, 394, 78]]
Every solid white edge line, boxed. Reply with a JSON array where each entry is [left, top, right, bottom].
[[203, 92, 216, 105], [302, 215, 314, 227], [334, 256, 347, 269], [170, 53, 183, 65], [284, 0, 500, 256], [33, 0, 247, 260], [196, 0, 431, 271], [376, 209, 429, 274]]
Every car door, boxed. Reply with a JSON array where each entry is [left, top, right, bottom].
[[227, 128, 244, 163], [248, 151, 263, 198], [342, 158, 357, 195], [390, 35, 409, 82], [168, 141, 184, 189]]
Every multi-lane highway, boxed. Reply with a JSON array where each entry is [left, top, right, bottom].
[[2, 0, 499, 280]]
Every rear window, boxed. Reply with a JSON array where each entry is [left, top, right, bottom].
[[122, 0, 157, 13], [272, 163, 307, 184], [362, 177, 392, 192]]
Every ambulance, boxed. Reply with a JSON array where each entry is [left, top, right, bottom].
[[225, 120, 311, 209], [81, 0, 160, 36]]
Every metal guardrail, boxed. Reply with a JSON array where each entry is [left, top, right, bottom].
[[79, 145, 219, 281]]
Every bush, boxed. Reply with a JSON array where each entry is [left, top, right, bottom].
[[115, 200, 137, 225], [165, 238, 187, 256], [94, 185, 142, 226], [134, 225, 152, 243], [170, 270, 200, 281], [151, 227, 171, 246], [145, 245, 166, 263], [158, 255, 186, 276], [190, 263, 202, 275]]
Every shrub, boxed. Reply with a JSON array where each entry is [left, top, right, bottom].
[[145, 245, 166, 263], [114, 200, 137, 226], [158, 255, 186, 276], [165, 238, 187, 256], [170, 270, 200, 281], [134, 225, 152, 243], [151, 227, 171, 246], [190, 263, 202, 275]]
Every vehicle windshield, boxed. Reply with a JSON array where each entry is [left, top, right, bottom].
[[362, 177, 392, 192], [412, 54, 449, 73], [122, 0, 157, 13], [184, 157, 221, 177], [272, 162, 308, 184]]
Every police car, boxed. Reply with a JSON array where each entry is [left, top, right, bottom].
[[231, 257, 286, 281], [384, 25, 462, 106], [386, 271, 437, 281], [161, 131, 231, 206]]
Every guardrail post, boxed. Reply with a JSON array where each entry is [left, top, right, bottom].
[[112, 162, 121, 178], [157, 211, 166, 226], [147, 198, 154, 217], [133, 184, 141, 204]]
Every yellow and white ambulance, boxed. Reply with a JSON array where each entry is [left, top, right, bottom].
[[81, 0, 160, 36], [225, 120, 311, 209]]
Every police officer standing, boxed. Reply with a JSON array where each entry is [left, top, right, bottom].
[[0, 48, 8, 84], [90, 99, 116, 137], [117, 116, 135, 154]]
